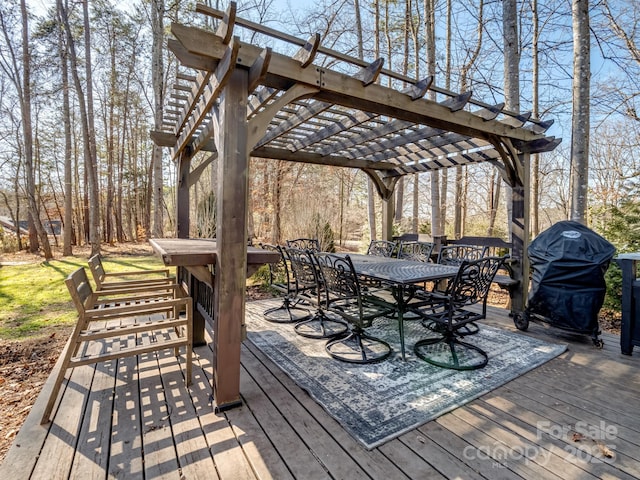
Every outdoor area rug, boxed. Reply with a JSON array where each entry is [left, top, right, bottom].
[[245, 299, 567, 450]]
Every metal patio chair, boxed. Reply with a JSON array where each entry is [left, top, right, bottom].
[[259, 243, 310, 323], [285, 246, 348, 339], [366, 240, 398, 257], [286, 238, 321, 252], [436, 244, 487, 266], [411, 256, 506, 370], [396, 241, 435, 263], [314, 252, 395, 364]]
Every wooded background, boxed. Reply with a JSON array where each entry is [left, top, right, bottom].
[[1, 0, 639, 258]]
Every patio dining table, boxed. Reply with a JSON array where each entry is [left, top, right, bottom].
[[335, 253, 460, 360]]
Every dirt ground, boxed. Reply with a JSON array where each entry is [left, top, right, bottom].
[[0, 243, 622, 463]]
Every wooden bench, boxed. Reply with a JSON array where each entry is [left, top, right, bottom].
[[41, 267, 192, 424]]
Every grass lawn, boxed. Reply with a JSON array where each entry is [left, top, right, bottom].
[[0, 255, 170, 340]]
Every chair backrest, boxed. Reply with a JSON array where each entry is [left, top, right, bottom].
[[259, 243, 290, 291], [66, 268, 94, 315], [286, 238, 321, 252], [313, 253, 363, 317], [366, 240, 397, 257], [397, 241, 434, 262], [446, 256, 506, 309], [284, 246, 321, 296], [437, 244, 487, 266], [88, 254, 106, 287]]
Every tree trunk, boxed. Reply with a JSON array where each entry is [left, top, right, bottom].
[[532, 0, 540, 236], [570, 0, 590, 224], [20, 0, 52, 259], [503, 0, 520, 240], [424, 0, 440, 238], [151, 0, 165, 237], [58, 2, 73, 256]]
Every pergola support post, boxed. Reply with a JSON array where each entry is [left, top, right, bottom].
[[510, 152, 530, 314], [213, 68, 249, 411], [381, 196, 394, 241], [177, 150, 190, 238]]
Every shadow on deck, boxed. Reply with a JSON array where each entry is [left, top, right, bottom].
[[1, 302, 639, 480]]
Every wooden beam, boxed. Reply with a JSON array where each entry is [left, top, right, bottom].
[[168, 38, 218, 71], [172, 37, 240, 160], [187, 153, 217, 188], [251, 146, 400, 171], [212, 1, 236, 44], [255, 99, 331, 148], [439, 91, 472, 112], [354, 58, 384, 86], [170, 23, 548, 145], [293, 33, 320, 68], [247, 83, 319, 148], [406, 76, 433, 100], [150, 130, 177, 147], [248, 47, 272, 93], [473, 102, 505, 121]]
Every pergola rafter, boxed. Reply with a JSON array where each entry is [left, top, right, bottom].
[[150, 1, 560, 412]]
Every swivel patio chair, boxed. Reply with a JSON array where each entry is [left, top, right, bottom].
[[42, 267, 192, 424], [396, 241, 435, 263], [366, 240, 398, 257], [259, 243, 310, 323], [314, 252, 395, 364], [432, 244, 489, 335], [412, 256, 506, 370], [285, 246, 348, 339], [286, 238, 321, 252], [88, 254, 173, 290]]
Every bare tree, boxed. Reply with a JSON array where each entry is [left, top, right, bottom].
[[57, 0, 73, 255], [151, 0, 164, 237], [0, 1, 53, 258], [570, 0, 590, 223]]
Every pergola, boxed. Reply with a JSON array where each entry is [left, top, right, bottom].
[[151, 2, 560, 410]]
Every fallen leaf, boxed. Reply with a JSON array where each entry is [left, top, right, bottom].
[[571, 432, 586, 442]]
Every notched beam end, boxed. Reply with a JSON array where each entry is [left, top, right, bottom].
[[215, 1, 237, 44], [473, 102, 505, 121], [354, 58, 384, 86], [440, 91, 472, 112], [293, 33, 321, 68], [403, 76, 433, 100], [249, 47, 272, 93]]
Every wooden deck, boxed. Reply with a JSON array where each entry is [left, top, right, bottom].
[[1, 302, 639, 480]]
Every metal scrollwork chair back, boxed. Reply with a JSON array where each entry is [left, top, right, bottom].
[[285, 247, 348, 339], [366, 240, 398, 257], [437, 244, 487, 266], [286, 238, 321, 252], [396, 241, 434, 262], [314, 252, 395, 364]]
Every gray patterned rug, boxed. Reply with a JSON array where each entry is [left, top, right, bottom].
[[245, 299, 567, 450]]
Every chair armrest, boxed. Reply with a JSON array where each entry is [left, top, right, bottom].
[[103, 268, 170, 278], [85, 296, 191, 319]]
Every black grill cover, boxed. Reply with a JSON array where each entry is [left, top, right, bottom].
[[527, 221, 616, 333]]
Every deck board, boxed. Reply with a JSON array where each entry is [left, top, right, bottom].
[[1, 302, 639, 480]]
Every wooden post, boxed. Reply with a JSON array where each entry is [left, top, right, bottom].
[[510, 152, 530, 314], [177, 150, 190, 239], [381, 195, 394, 241], [213, 68, 248, 411]]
